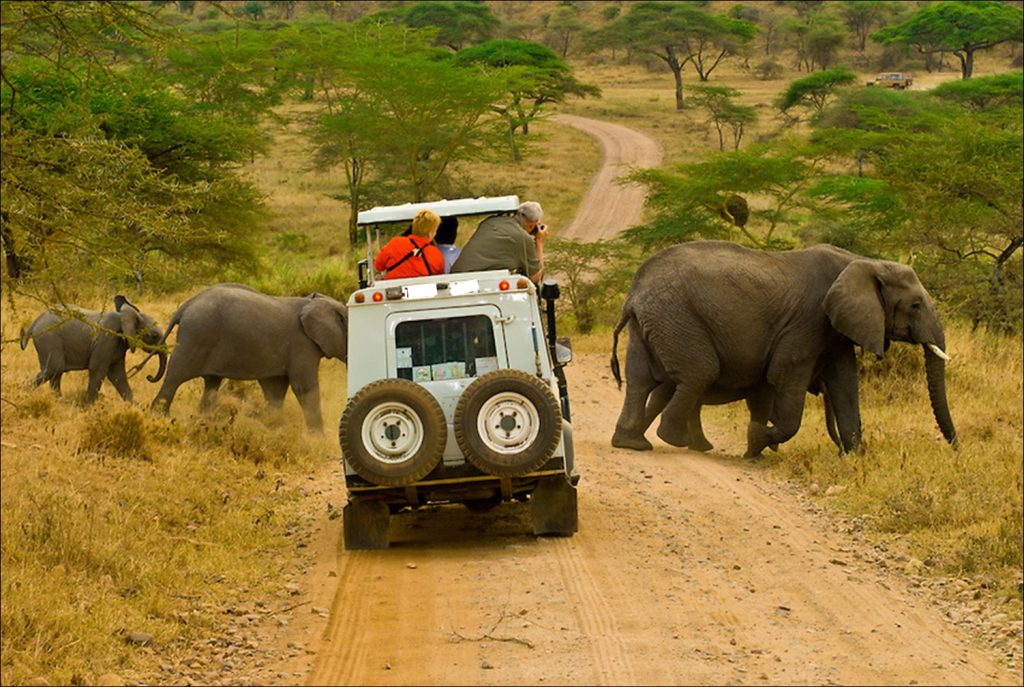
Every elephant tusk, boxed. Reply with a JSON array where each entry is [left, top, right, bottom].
[[927, 343, 950, 361]]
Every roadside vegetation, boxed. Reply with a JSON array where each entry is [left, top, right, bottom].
[[2, 1, 1021, 684]]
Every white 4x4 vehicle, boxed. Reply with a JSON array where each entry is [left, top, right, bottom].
[[339, 196, 578, 549]]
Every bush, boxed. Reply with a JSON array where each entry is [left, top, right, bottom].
[[77, 406, 152, 462], [754, 60, 784, 80]]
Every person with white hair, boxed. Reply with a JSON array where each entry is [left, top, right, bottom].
[[450, 201, 548, 283]]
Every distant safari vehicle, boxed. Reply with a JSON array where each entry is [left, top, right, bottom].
[[866, 72, 913, 89]]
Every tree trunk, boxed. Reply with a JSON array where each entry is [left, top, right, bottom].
[[672, 65, 684, 110]]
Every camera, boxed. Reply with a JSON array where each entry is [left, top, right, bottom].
[[531, 223, 546, 237]]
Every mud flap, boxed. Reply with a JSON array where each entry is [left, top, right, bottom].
[[531, 475, 578, 536], [343, 499, 390, 550]]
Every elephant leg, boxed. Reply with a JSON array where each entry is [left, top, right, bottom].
[[258, 377, 289, 410], [612, 379, 661, 451], [748, 386, 807, 457], [683, 404, 713, 452], [820, 349, 862, 454], [612, 330, 662, 451], [106, 362, 133, 403], [290, 379, 323, 432], [85, 363, 106, 404], [199, 376, 223, 413], [745, 386, 777, 456], [656, 387, 705, 449], [641, 381, 675, 432]]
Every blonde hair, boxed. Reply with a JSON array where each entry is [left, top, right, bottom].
[[411, 209, 441, 237]]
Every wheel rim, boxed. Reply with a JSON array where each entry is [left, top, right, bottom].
[[475, 391, 540, 454], [360, 401, 424, 465]]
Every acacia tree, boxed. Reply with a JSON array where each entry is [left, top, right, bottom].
[[810, 85, 1023, 330], [453, 39, 600, 159], [368, 0, 501, 51], [689, 85, 758, 151], [872, 1, 1024, 78], [284, 21, 507, 240], [0, 1, 269, 296], [777, 67, 857, 119], [601, 2, 756, 110], [837, 0, 898, 53], [624, 142, 829, 250]]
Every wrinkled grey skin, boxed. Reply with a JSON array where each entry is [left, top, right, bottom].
[[19, 295, 166, 404], [610, 241, 957, 457], [149, 283, 348, 432]]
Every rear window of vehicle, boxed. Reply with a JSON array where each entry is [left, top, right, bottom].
[[395, 315, 498, 381]]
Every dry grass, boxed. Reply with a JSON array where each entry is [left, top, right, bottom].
[[2, 24, 1022, 685], [1, 294, 349, 686]]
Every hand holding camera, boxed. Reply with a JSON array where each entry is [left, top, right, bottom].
[[532, 223, 548, 239]]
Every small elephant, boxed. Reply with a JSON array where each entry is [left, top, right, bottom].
[[149, 283, 348, 431], [610, 241, 957, 457], [19, 295, 166, 404]]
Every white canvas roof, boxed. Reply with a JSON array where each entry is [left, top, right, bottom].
[[357, 196, 520, 225]]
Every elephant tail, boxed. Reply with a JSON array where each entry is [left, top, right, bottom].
[[610, 304, 633, 390], [19, 324, 30, 350]]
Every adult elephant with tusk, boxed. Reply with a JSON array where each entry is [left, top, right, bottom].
[[149, 283, 348, 432], [610, 241, 957, 457]]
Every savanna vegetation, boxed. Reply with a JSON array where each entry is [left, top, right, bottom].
[[2, 1, 1021, 685]]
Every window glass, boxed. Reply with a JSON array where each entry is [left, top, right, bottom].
[[395, 315, 498, 381]]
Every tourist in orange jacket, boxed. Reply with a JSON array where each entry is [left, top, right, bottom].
[[374, 209, 444, 279]]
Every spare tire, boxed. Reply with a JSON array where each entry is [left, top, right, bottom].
[[454, 369, 561, 477], [340, 379, 446, 486]]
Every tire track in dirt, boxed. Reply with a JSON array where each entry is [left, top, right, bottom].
[[314, 551, 372, 684], [552, 114, 662, 242], [550, 537, 636, 685]]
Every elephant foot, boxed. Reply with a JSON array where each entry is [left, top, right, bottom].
[[611, 429, 653, 451], [655, 422, 690, 448], [687, 435, 713, 453], [746, 421, 773, 458]]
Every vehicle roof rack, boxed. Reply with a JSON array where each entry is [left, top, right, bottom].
[[357, 195, 520, 226]]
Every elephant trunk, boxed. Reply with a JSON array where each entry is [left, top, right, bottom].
[[147, 351, 167, 383], [924, 344, 957, 446]]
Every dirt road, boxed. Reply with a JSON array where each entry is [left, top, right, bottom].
[[266, 116, 1017, 686], [552, 114, 663, 242]]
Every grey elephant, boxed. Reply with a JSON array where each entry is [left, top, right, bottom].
[[149, 283, 348, 431], [19, 295, 166, 404], [610, 241, 957, 457]]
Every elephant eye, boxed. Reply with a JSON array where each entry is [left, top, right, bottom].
[[910, 301, 922, 310]]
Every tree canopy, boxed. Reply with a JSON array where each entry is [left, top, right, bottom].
[[600, 1, 757, 110], [366, 0, 501, 51], [872, 1, 1024, 78], [453, 39, 600, 157], [1, 1, 272, 297]]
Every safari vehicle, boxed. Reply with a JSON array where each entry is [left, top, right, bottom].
[[866, 72, 913, 89], [339, 196, 578, 549]]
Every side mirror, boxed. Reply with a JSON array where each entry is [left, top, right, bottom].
[[540, 279, 560, 300], [555, 337, 572, 365]]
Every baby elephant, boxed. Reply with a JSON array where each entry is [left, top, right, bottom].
[[20, 295, 166, 404]]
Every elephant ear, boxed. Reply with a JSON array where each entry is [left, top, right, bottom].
[[300, 296, 348, 361], [118, 303, 141, 352], [823, 260, 885, 359]]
